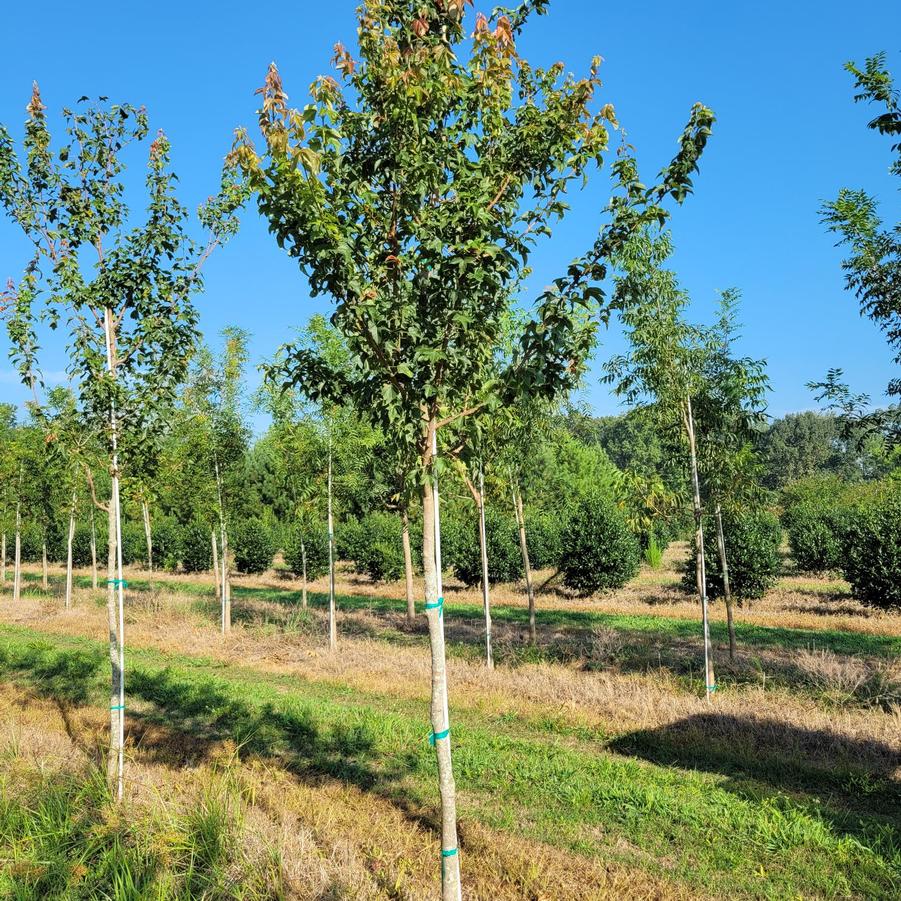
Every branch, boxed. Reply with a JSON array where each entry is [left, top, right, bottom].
[[83, 463, 110, 514], [437, 402, 486, 430]]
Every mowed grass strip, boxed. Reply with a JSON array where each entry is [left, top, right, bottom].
[[22, 571, 901, 659], [0, 624, 897, 898]]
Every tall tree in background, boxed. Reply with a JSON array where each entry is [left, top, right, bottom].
[[0, 90, 243, 799], [816, 52, 900, 443], [605, 230, 717, 696], [232, 2, 712, 893], [184, 329, 252, 633]]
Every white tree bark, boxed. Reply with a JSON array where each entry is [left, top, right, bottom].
[[103, 305, 127, 802], [212, 529, 221, 602], [90, 503, 98, 591], [512, 484, 536, 645], [41, 540, 48, 591], [422, 420, 461, 901], [402, 510, 415, 625], [12, 501, 21, 604], [213, 457, 230, 634], [327, 426, 337, 650], [477, 466, 493, 669], [715, 504, 737, 661], [686, 397, 715, 700], [65, 490, 76, 609], [300, 536, 308, 609], [141, 499, 153, 574], [1, 532, 6, 585]]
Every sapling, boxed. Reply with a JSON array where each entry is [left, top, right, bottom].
[[0, 88, 244, 798], [234, 3, 712, 891]]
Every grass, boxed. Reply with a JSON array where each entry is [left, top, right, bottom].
[[21, 569, 901, 660], [0, 624, 897, 899]]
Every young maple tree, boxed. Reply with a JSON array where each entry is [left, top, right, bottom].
[[231, 2, 712, 894], [0, 88, 244, 799]]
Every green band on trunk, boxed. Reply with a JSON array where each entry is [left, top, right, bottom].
[[429, 727, 450, 746], [424, 595, 444, 616], [441, 848, 458, 858], [106, 578, 128, 588], [110, 704, 125, 711]]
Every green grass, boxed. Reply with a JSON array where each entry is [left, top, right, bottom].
[[23, 570, 898, 660], [0, 624, 897, 899]]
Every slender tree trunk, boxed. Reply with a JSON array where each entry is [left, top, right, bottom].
[[402, 510, 415, 626], [421, 419, 462, 901], [212, 529, 221, 601], [685, 397, 715, 700], [715, 504, 737, 662], [41, 540, 48, 591], [142, 499, 153, 574], [213, 457, 230, 634], [327, 427, 337, 650], [90, 503, 98, 591], [300, 536, 308, 609], [103, 306, 127, 802], [221, 529, 231, 634], [13, 500, 21, 604], [512, 483, 536, 645], [1, 533, 6, 585], [65, 490, 76, 609], [477, 466, 493, 669]]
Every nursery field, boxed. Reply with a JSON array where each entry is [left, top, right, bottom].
[[0, 546, 898, 900]]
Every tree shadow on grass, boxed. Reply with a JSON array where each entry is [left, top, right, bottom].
[[0, 641, 429, 833], [610, 712, 901, 831]]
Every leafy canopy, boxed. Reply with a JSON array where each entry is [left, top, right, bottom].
[[232, 0, 713, 472]]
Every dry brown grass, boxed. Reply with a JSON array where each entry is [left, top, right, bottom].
[[0, 682, 692, 900], [2, 579, 898, 782]]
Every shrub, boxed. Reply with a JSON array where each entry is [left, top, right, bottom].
[[71, 524, 97, 568], [560, 493, 640, 594], [284, 520, 329, 581], [231, 518, 275, 574], [121, 522, 147, 566], [450, 508, 522, 586], [181, 520, 213, 573], [19, 524, 43, 563], [152, 517, 182, 571], [683, 508, 782, 600], [523, 510, 563, 571], [336, 517, 366, 563], [842, 489, 901, 609], [354, 513, 405, 582], [784, 500, 847, 572]]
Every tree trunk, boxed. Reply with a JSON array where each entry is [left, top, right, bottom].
[[300, 536, 308, 609], [142, 499, 153, 574], [715, 504, 737, 662], [685, 397, 715, 700], [212, 529, 221, 602], [327, 427, 337, 650], [102, 306, 126, 801], [477, 466, 493, 669], [42, 540, 48, 591], [512, 483, 536, 645], [1, 532, 6, 585], [13, 501, 21, 604], [221, 528, 231, 634], [65, 490, 76, 609], [213, 457, 230, 634], [402, 511, 415, 626], [90, 503, 98, 591], [421, 419, 462, 901]]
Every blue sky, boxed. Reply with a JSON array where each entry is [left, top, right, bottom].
[[0, 0, 898, 427]]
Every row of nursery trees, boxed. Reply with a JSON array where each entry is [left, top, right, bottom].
[[1, 3, 899, 896]]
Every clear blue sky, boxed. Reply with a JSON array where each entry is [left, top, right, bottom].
[[1, 0, 898, 426]]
